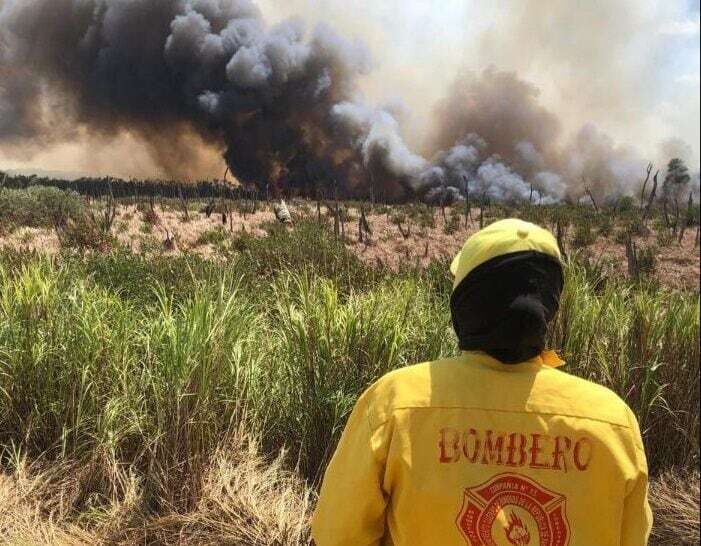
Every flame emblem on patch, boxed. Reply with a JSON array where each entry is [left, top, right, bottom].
[[456, 473, 570, 546], [505, 511, 531, 545]]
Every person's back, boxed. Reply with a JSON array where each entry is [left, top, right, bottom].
[[313, 352, 650, 545], [312, 219, 652, 545]]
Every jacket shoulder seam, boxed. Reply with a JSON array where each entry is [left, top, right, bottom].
[[371, 404, 631, 429]]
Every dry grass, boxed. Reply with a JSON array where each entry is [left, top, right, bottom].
[[0, 200, 698, 289], [2, 458, 697, 544], [0, 434, 313, 546], [649, 470, 700, 546]]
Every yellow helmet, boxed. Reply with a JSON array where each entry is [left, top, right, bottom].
[[450, 218, 561, 290]]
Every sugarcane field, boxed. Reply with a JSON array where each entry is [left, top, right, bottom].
[[0, 1, 699, 545]]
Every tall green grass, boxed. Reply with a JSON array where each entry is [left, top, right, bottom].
[[552, 263, 700, 470], [0, 222, 698, 510]]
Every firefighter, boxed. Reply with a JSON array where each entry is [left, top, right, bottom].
[[312, 218, 652, 546]]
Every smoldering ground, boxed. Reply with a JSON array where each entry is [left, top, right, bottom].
[[0, 0, 696, 202]]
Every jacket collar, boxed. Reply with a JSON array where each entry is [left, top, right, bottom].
[[460, 349, 565, 372]]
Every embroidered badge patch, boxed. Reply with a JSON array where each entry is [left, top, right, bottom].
[[457, 473, 570, 546]]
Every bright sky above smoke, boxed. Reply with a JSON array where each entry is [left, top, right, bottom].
[[258, 0, 700, 167], [1, 0, 699, 181]]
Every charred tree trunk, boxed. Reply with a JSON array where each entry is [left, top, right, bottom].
[[556, 220, 567, 258], [643, 171, 658, 221], [359, 205, 371, 244], [625, 235, 639, 282], [585, 187, 599, 214], [462, 176, 471, 226], [640, 163, 653, 208], [662, 196, 671, 229], [178, 185, 189, 221], [333, 180, 340, 240], [316, 189, 322, 223], [678, 192, 694, 244], [479, 195, 487, 229]]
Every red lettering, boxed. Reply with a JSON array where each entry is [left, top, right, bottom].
[[481, 431, 505, 465], [552, 436, 572, 471], [574, 438, 593, 470], [529, 434, 551, 469], [438, 428, 461, 463], [437, 426, 593, 472], [506, 433, 528, 467], [463, 429, 481, 463]]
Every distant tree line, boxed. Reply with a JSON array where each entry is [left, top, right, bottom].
[[0, 172, 257, 201]]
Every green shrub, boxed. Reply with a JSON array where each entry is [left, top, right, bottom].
[[637, 245, 657, 277], [616, 195, 636, 213], [617, 211, 648, 237], [572, 218, 596, 247], [0, 186, 85, 230], [55, 215, 115, 251], [598, 215, 614, 237], [195, 226, 230, 247], [656, 228, 674, 247]]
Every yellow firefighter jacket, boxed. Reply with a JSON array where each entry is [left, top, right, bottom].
[[313, 220, 652, 545], [312, 351, 652, 545]]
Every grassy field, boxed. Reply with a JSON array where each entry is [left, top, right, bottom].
[[0, 185, 699, 544]]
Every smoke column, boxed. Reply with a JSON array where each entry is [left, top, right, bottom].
[[0, 0, 696, 202]]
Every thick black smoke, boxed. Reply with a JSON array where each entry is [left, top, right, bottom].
[[0, 0, 378, 195], [0, 0, 665, 202]]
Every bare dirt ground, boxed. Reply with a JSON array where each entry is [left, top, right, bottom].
[[1, 202, 698, 290], [349, 213, 699, 290]]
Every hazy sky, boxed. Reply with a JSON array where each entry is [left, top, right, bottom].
[[1, 0, 699, 176], [258, 0, 700, 166]]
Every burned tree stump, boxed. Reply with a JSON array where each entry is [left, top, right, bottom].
[[201, 200, 216, 218], [585, 187, 599, 214], [625, 235, 639, 282], [643, 171, 658, 222], [640, 163, 653, 208], [177, 185, 189, 221], [358, 206, 371, 243], [678, 192, 694, 244]]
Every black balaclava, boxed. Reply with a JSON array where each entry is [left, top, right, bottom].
[[450, 250, 564, 364]]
